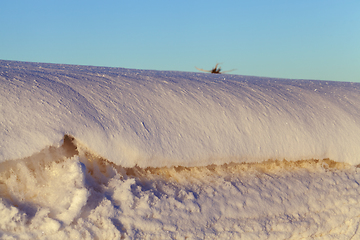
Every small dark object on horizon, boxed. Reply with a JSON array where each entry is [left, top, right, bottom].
[[195, 63, 236, 74]]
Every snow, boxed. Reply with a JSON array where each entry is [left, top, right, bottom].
[[1, 60, 360, 239], [1, 60, 360, 167]]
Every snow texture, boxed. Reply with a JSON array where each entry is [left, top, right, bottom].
[[1, 144, 360, 239], [1, 60, 360, 167], [1, 60, 360, 239]]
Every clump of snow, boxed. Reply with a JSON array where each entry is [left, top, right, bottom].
[[0, 145, 88, 227], [1, 60, 360, 167]]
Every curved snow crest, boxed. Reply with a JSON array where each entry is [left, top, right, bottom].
[[1, 60, 360, 167]]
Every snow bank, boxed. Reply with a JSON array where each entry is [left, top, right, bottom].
[[1, 60, 360, 167], [2, 60, 360, 239]]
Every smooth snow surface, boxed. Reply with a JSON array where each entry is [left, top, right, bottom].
[[1, 60, 360, 167], [1, 60, 360, 239]]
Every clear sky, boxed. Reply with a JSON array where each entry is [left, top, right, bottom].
[[1, 0, 359, 82]]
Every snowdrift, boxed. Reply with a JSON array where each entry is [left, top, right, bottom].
[[1, 60, 360, 167], [1, 60, 360, 239]]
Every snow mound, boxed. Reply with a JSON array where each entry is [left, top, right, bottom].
[[2, 60, 360, 239], [1, 60, 360, 167]]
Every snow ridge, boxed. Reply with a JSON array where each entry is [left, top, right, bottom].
[[2, 60, 360, 239], [1, 60, 360, 168]]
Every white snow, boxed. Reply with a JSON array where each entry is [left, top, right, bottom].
[[1, 60, 360, 167], [1, 60, 360, 239]]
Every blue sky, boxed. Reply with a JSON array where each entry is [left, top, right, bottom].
[[1, 0, 359, 82]]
